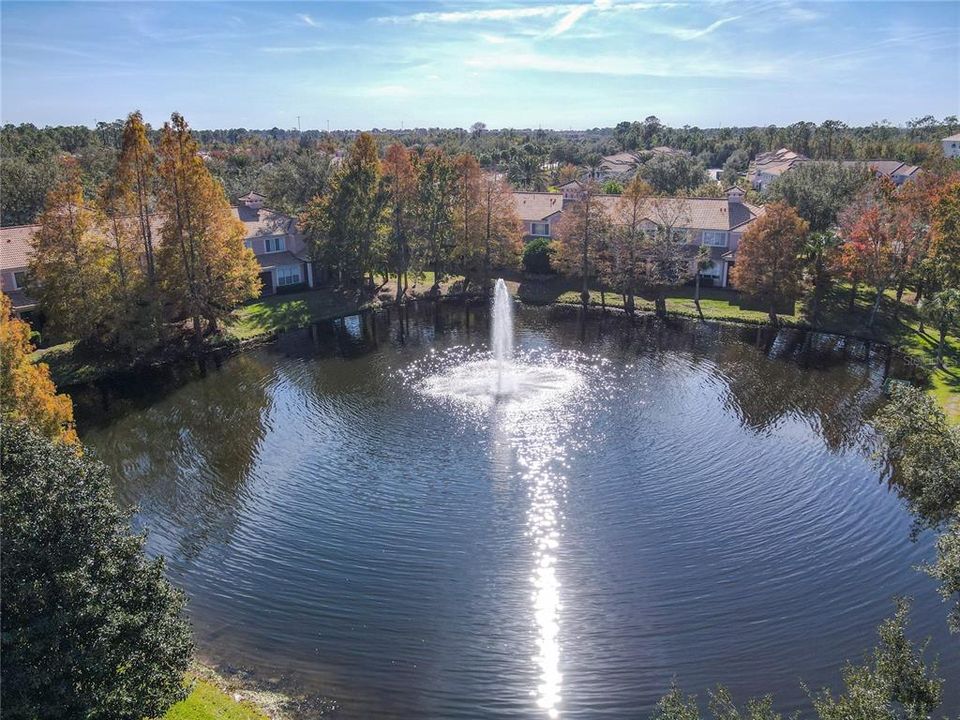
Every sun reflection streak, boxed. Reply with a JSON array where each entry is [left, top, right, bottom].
[[508, 397, 575, 720], [416, 349, 589, 719]]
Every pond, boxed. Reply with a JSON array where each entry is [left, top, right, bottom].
[[74, 302, 957, 718]]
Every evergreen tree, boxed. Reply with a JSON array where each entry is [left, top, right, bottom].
[[1, 422, 193, 720]]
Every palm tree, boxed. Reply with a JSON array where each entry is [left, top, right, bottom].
[[919, 288, 960, 369]]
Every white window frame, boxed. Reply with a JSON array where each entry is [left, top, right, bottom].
[[12, 271, 27, 289], [263, 236, 286, 253], [244, 240, 254, 250], [531, 222, 550, 237], [276, 264, 302, 287], [698, 260, 721, 278], [701, 231, 728, 247]]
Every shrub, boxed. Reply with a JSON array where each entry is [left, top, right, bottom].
[[523, 237, 555, 275]]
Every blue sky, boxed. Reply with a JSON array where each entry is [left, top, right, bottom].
[[2, 1, 957, 130]]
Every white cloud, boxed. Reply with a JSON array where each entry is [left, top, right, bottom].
[[666, 15, 741, 40], [298, 13, 320, 27], [545, 5, 593, 36], [376, 1, 665, 26], [464, 50, 780, 78]]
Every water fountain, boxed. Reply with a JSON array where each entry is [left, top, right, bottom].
[[491, 278, 514, 396], [418, 280, 579, 407]]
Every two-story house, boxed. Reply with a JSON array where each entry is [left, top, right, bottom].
[[0, 192, 317, 318], [512, 186, 762, 289], [233, 192, 315, 294]]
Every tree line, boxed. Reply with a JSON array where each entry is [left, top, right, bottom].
[[5, 115, 958, 227]]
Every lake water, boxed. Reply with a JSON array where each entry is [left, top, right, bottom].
[[75, 303, 958, 718]]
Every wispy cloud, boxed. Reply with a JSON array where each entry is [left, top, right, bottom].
[[545, 5, 592, 36], [376, 1, 664, 26], [297, 13, 320, 28], [665, 15, 740, 40], [464, 50, 780, 78], [377, 5, 569, 25]]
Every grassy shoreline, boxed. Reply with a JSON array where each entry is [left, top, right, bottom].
[[33, 279, 959, 421]]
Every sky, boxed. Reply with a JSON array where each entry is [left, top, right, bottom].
[[1, 1, 958, 131]]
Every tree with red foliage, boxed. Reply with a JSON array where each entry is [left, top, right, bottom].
[[838, 177, 913, 327]]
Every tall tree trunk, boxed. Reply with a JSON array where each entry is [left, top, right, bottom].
[[848, 281, 859, 313], [694, 272, 704, 321], [768, 303, 779, 327], [937, 325, 946, 369]]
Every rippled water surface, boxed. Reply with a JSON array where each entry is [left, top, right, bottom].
[[76, 304, 958, 718]]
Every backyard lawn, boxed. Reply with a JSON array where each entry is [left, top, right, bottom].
[[162, 680, 268, 720]]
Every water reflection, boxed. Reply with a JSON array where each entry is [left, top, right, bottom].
[[71, 304, 959, 718], [418, 346, 591, 718]]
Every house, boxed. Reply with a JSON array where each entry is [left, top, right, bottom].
[[0, 193, 317, 318], [943, 133, 960, 159], [588, 151, 643, 182], [0, 224, 39, 317], [747, 148, 809, 192], [585, 147, 690, 183], [597, 186, 763, 288], [233, 192, 316, 294], [863, 160, 922, 186], [513, 191, 565, 240], [512, 186, 763, 288]]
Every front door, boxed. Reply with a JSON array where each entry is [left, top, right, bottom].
[[259, 271, 274, 296]]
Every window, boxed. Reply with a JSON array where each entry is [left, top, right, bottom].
[[698, 261, 721, 277], [531, 222, 550, 237], [701, 231, 727, 247], [276, 264, 302, 287], [244, 240, 254, 250], [264, 237, 286, 253], [13, 271, 27, 289]]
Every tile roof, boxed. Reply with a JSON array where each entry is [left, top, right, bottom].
[[595, 195, 763, 232], [943, 133, 960, 142], [232, 206, 297, 238], [254, 251, 305, 270], [0, 224, 38, 271], [1, 206, 298, 273], [513, 192, 564, 221]]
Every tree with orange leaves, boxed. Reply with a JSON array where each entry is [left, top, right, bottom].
[[155, 113, 261, 344], [382, 143, 419, 303], [931, 177, 960, 290], [731, 201, 809, 326], [28, 159, 114, 344], [838, 178, 912, 327], [0, 294, 77, 445]]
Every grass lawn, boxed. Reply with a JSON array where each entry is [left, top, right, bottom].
[[223, 288, 365, 341], [162, 680, 268, 720], [814, 283, 960, 422], [541, 281, 801, 326]]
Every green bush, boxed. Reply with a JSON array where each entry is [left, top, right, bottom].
[[1, 422, 193, 719], [523, 237, 555, 275]]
